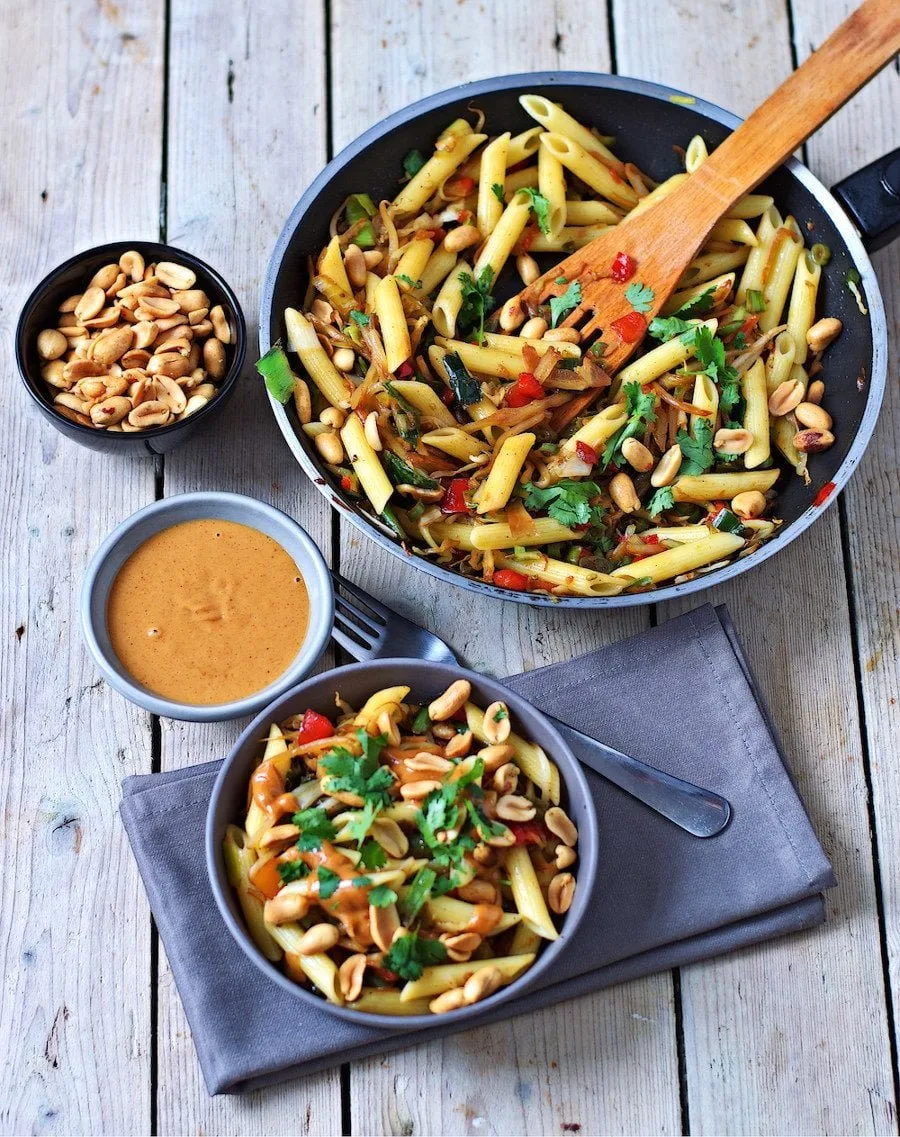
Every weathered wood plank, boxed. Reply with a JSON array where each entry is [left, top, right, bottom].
[[330, 3, 678, 1133], [0, 2, 163, 1133], [616, 1, 897, 1130], [154, 1, 340, 1131]]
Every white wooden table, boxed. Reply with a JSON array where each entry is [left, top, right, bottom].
[[2, 1, 897, 1133]]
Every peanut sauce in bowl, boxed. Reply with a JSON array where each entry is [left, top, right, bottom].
[[81, 493, 333, 721]]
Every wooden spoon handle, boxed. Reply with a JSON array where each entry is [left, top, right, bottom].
[[688, 0, 900, 226]]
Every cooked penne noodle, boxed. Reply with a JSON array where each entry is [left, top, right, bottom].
[[481, 332, 581, 359], [628, 173, 688, 217], [660, 273, 736, 315], [539, 133, 638, 209], [284, 308, 354, 409], [509, 924, 543, 956], [685, 134, 708, 173], [519, 93, 625, 172], [493, 553, 626, 598], [387, 380, 457, 427], [505, 846, 559, 940], [477, 132, 510, 237], [538, 140, 567, 240], [476, 432, 536, 514], [400, 954, 535, 1002], [317, 235, 355, 312], [375, 275, 412, 373], [470, 515, 577, 549], [433, 341, 526, 378], [341, 412, 394, 513], [611, 532, 746, 583], [421, 426, 491, 462], [392, 131, 486, 215], [691, 373, 718, 435], [524, 224, 614, 252], [785, 249, 821, 364], [708, 219, 758, 246], [354, 685, 411, 726], [617, 319, 717, 387], [742, 359, 771, 469], [394, 238, 434, 291], [502, 166, 540, 197], [464, 701, 561, 802], [563, 199, 621, 225], [736, 206, 781, 304], [223, 826, 283, 961], [681, 248, 750, 287], [671, 469, 780, 502], [473, 194, 532, 280], [726, 193, 775, 219], [422, 896, 520, 936], [353, 990, 432, 1017], [765, 332, 797, 395], [506, 126, 542, 167], [759, 218, 803, 332], [413, 247, 459, 298]]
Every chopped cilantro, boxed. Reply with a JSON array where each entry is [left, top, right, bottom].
[[691, 326, 741, 416], [732, 331, 747, 350], [400, 866, 437, 923], [517, 186, 552, 235], [369, 883, 399, 908], [345, 798, 381, 844], [647, 315, 697, 343], [457, 266, 495, 345], [349, 310, 370, 326], [491, 183, 505, 203], [672, 286, 716, 317], [255, 344, 295, 404], [352, 876, 373, 889], [277, 859, 310, 884], [523, 479, 603, 528], [383, 933, 448, 981], [465, 799, 508, 840], [549, 280, 582, 327], [646, 486, 675, 518], [320, 731, 394, 806], [395, 273, 422, 289], [411, 706, 431, 734], [403, 149, 426, 178], [601, 381, 657, 467], [624, 282, 655, 313], [359, 839, 388, 870], [677, 419, 715, 476], [316, 866, 340, 900], [291, 807, 337, 852]]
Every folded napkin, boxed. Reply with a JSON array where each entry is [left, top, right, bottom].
[[120, 603, 834, 1095]]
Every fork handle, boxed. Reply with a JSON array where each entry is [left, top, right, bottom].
[[550, 718, 732, 838], [682, 0, 900, 231]]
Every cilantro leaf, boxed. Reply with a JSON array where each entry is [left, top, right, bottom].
[[395, 273, 422, 289], [349, 310, 370, 326], [352, 876, 373, 889], [320, 731, 393, 806], [383, 933, 448, 981], [277, 859, 310, 884], [523, 479, 603, 528], [316, 866, 340, 900], [601, 381, 657, 467], [291, 807, 337, 852], [672, 285, 716, 317], [625, 282, 655, 313], [491, 183, 505, 203], [677, 419, 715, 476], [517, 187, 552, 235], [369, 884, 399, 908], [403, 149, 426, 178], [359, 839, 388, 870], [646, 486, 675, 518], [457, 267, 495, 345], [648, 315, 697, 343], [345, 798, 381, 844], [400, 866, 437, 923], [416, 790, 459, 849], [411, 706, 431, 734], [691, 326, 741, 416], [465, 799, 508, 841], [549, 280, 582, 328]]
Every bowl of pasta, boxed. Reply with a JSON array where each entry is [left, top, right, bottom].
[[207, 660, 598, 1025], [259, 73, 887, 605]]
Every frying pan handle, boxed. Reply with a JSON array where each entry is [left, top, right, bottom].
[[832, 148, 900, 252]]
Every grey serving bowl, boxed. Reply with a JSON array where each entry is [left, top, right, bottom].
[[206, 659, 599, 1028], [80, 491, 334, 721]]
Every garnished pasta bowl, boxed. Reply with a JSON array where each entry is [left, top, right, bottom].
[[206, 659, 599, 1026], [260, 73, 888, 605]]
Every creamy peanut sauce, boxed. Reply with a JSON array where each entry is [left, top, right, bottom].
[[107, 518, 309, 704]]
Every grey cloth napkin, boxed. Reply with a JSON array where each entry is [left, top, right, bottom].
[[120, 603, 835, 1095]]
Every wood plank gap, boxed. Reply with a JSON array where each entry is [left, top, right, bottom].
[[150, 916, 160, 1137], [837, 491, 900, 1125], [604, 0, 619, 73], [672, 968, 691, 1136], [159, 0, 172, 242]]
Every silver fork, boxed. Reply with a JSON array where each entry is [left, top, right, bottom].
[[330, 570, 731, 838]]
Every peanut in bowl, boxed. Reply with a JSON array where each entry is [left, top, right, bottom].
[[206, 659, 599, 1028], [16, 240, 246, 456]]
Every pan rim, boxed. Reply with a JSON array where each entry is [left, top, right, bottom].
[[260, 70, 887, 608]]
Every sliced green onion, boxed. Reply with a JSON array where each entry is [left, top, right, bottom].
[[565, 545, 584, 564], [255, 344, 295, 404], [513, 545, 527, 558], [711, 507, 745, 535], [810, 243, 831, 266], [746, 289, 766, 313]]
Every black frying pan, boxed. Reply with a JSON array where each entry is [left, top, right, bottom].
[[260, 73, 896, 608]]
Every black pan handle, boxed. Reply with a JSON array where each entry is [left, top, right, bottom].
[[832, 148, 900, 252]]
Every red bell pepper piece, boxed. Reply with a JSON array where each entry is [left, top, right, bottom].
[[396, 360, 415, 378], [611, 311, 647, 343], [441, 477, 471, 515], [611, 251, 637, 282], [493, 568, 530, 591], [575, 441, 598, 467], [506, 371, 544, 407], [298, 709, 334, 745], [507, 819, 549, 845]]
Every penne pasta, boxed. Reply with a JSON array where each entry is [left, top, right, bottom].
[[611, 532, 746, 584], [284, 308, 354, 409], [741, 359, 771, 469], [505, 846, 559, 940], [758, 218, 803, 332], [470, 515, 577, 549], [785, 249, 821, 364], [392, 131, 486, 215], [519, 93, 625, 172], [341, 412, 394, 514], [477, 132, 510, 237], [539, 133, 638, 209], [671, 469, 780, 503], [476, 433, 536, 514], [375, 275, 412, 373], [387, 380, 457, 427], [400, 954, 535, 1002], [538, 140, 567, 240]]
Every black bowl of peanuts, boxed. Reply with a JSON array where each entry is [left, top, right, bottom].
[[16, 241, 246, 456]]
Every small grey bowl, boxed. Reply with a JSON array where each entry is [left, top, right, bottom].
[[206, 659, 599, 1028], [80, 492, 334, 722]]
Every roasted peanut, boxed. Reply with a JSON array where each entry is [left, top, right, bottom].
[[806, 316, 842, 354], [89, 398, 130, 429], [443, 224, 481, 253], [315, 430, 344, 465], [456, 879, 498, 905], [496, 794, 536, 822], [651, 444, 682, 488], [119, 250, 145, 282], [41, 360, 69, 388], [548, 872, 575, 914], [339, 954, 367, 1001], [399, 779, 443, 801], [516, 252, 540, 286], [263, 890, 309, 925], [405, 752, 454, 775], [37, 328, 68, 360], [714, 428, 754, 455], [430, 988, 468, 1014], [128, 400, 170, 428], [520, 316, 548, 339], [793, 428, 835, 453], [74, 287, 106, 323], [370, 903, 401, 952], [332, 347, 356, 372], [768, 379, 804, 417], [499, 295, 525, 331], [545, 806, 577, 847], [621, 437, 654, 473], [492, 763, 519, 796], [203, 337, 226, 379], [297, 923, 340, 955], [320, 406, 345, 429], [731, 490, 767, 520], [806, 379, 825, 405], [795, 401, 832, 431], [482, 701, 511, 744], [444, 730, 473, 759], [555, 844, 577, 870], [139, 295, 181, 319], [428, 679, 471, 722], [369, 818, 408, 858], [156, 261, 197, 290], [343, 244, 368, 289], [478, 743, 515, 772], [441, 932, 482, 962], [463, 966, 503, 1005], [610, 472, 641, 513], [208, 304, 231, 344], [363, 410, 382, 451], [543, 327, 580, 343], [89, 264, 120, 291], [363, 249, 384, 269], [173, 288, 210, 313]]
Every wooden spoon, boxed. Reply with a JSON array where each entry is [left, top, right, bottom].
[[514, 0, 900, 428]]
